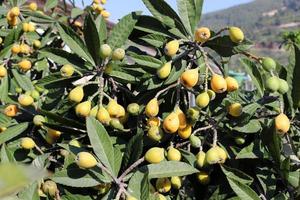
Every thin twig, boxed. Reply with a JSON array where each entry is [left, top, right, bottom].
[[118, 157, 145, 182], [155, 82, 178, 99], [193, 125, 213, 135]]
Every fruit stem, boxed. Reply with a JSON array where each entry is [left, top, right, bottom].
[[89, 91, 100, 101], [35, 144, 44, 155], [96, 162, 118, 183], [98, 77, 104, 106], [117, 157, 145, 182], [241, 51, 260, 62], [212, 128, 218, 147], [279, 97, 284, 113], [209, 27, 228, 40], [155, 82, 178, 99], [193, 125, 213, 135], [205, 64, 209, 91], [73, 68, 83, 77]]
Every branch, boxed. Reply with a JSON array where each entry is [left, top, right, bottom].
[[118, 157, 145, 182], [155, 82, 178, 99]]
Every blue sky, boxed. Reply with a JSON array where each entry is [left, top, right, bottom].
[[76, 0, 253, 22]]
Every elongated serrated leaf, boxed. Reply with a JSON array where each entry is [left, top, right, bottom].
[[128, 170, 149, 200], [52, 166, 101, 188], [261, 120, 281, 165], [44, 0, 58, 11], [0, 75, 9, 102], [227, 177, 261, 200], [144, 161, 198, 179], [86, 117, 115, 174], [129, 52, 163, 69], [84, 13, 100, 65], [40, 110, 84, 129], [71, 8, 84, 19], [4, 25, 22, 47], [256, 167, 276, 198], [232, 120, 262, 134], [142, 0, 187, 37], [107, 12, 141, 49], [221, 165, 253, 185], [110, 70, 140, 84], [177, 0, 203, 32], [134, 16, 172, 37], [57, 23, 95, 66], [0, 123, 28, 145], [17, 182, 39, 200], [288, 45, 300, 109], [95, 15, 107, 45], [40, 48, 88, 69], [236, 140, 266, 159], [176, 0, 192, 36], [287, 170, 299, 188], [1, 144, 15, 163], [240, 58, 264, 97], [123, 130, 143, 169], [12, 69, 34, 91], [0, 164, 45, 198], [140, 34, 166, 48]]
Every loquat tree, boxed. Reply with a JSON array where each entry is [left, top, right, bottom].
[[0, 0, 299, 199]]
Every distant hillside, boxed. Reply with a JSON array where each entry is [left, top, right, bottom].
[[201, 0, 300, 63]]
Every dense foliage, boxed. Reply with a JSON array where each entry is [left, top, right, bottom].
[[0, 0, 299, 200]]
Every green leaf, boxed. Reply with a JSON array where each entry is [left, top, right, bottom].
[[84, 13, 101, 65], [134, 16, 172, 37], [256, 167, 276, 198], [261, 120, 281, 165], [44, 0, 58, 11], [22, 11, 55, 24], [71, 8, 84, 19], [0, 123, 29, 145], [95, 15, 107, 45], [109, 70, 140, 84], [123, 130, 144, 169], [142, 0, 187, 37], [227, 177, 261, 200], [179, 149, 196, 166], [128, 52, 163, 69], [236, 140, 266, 159], [176, 0, 193, 36], [143, 161, 198, 179], [240, 58, 264, 97], [107, 11, 141, 49], [40, 48, 88, 70], [221, 165, 253, 185], [287, 170, 299, 188], [51, 165, 103, 188], [62, 193, 93, 200], [1, 144, 15, 163], [232, 120, 262, 134], [128, 170, 149, 200], [86, 117, 115, 175], [140, 34, 166, 48], [0, 164, 45, 198], [12, 69, 35, 92], [177, 0, 203, 33], [287, 45, 300, 109], [17, 182, 39, 200], [57, 23, 95, 66], [4, 25, 22, 47], [40, 110, 84, 129], [0, 75, 9, 102]]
